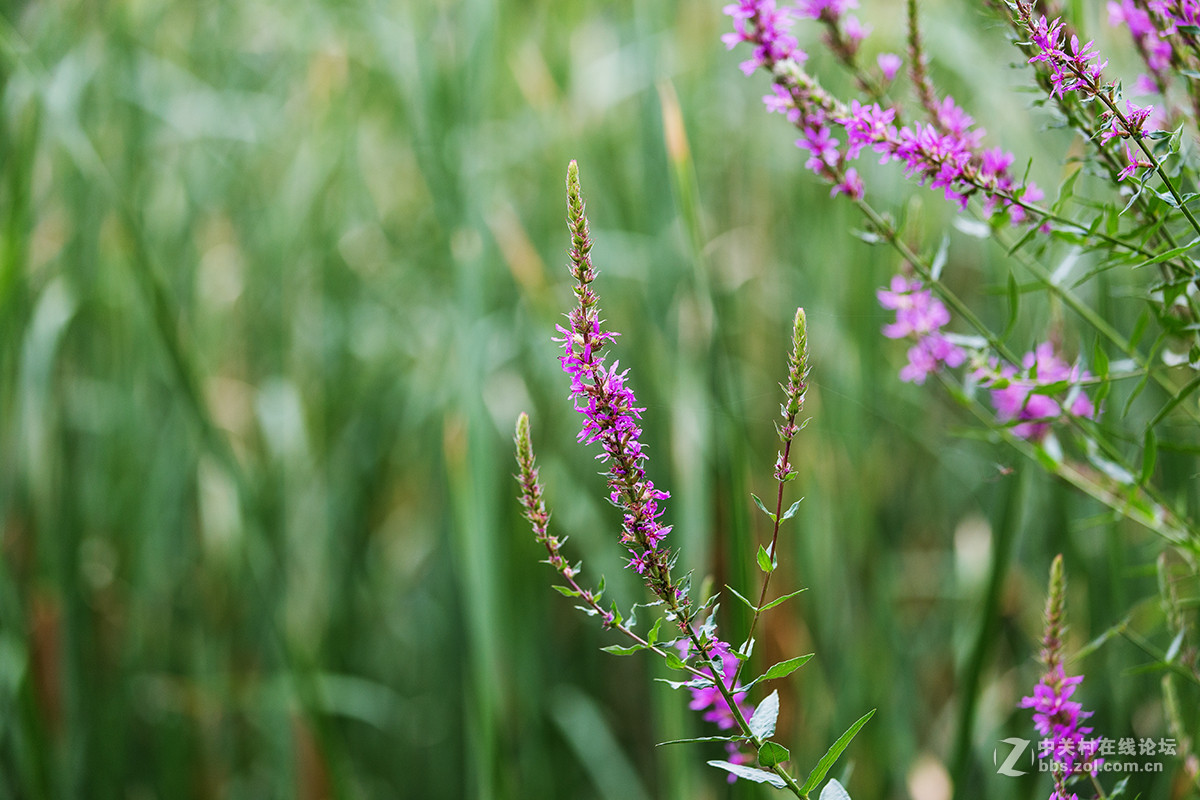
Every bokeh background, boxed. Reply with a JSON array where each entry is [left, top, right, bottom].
[[0, 0, 1194, 798]]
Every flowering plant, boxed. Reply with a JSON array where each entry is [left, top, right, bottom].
[[719, 0, 1200, 796], [515, 162, 872, 796]]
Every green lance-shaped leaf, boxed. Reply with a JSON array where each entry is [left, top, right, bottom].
[[706, 761, 786, 788], [780, 499, 803, 522], [1003, 272, 1019, 339], [799, 709, 876, 794], [1141, 429, 1158, 484], [760, 588, 809, 612], [757, 544, 776, 573], [751, 492, 776, 522], [758, 741, 790, 768], [725, 584, 758, 611], [601, 643, 647, 656], [647, 617, 664, 646], [762, 654, 814, 681], [749, 690, 780, 739], [664, 652, 689, 671]]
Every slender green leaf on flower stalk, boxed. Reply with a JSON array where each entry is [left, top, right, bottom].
[[664, 652, 690, 671], [552, 585, 581, 597], [751, 492, 776, 522], [757, 544, 776, 573], [1073, 617, 1130, 661], [647, 617, 664, 646], [1003, 272, 1020, 339], [760, 654, 814, 681], [601, 644, 647, 656], [758, 742, 790, 768], [1147, 374, 1200, 430], [759, 587, 809, 611], [725, 584, 759, 611], [930, 235, 949, 281], [749, 690, 780, 739], [706, 761, 787, 787], [1093, 339, 1112, 407], [780, 499, 803, 521], [656, 735, 748, 747], [799, 709, 877, 794], [1141, 429, 1158, 484]]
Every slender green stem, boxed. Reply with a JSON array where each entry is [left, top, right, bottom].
[[733, 433, 795, 686]]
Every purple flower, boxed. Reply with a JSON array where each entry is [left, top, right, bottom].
[[795, 0, 857, 20], [1024, 10, 1109, 98], [831, 166, 864, 199], [877, 52, 902, 82], [677, 638, 755, 731], [976, 343, 1097, 440], [1118, 144, 1152, 181], [877, 276, 964, 384], [1020, 666, 1103, 789], [839, 101, 1037, 222], [722, 0, 805, 73], [558, 162, 678, 590], [672, 635, 757, 782]]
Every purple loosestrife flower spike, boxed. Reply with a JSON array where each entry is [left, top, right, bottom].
[[1019, 556, 1103, 798], [556, 162, 678, 597]]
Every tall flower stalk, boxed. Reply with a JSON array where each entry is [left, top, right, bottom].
[[514, 161, 874, 797], [1020, 556, 1104, 800]]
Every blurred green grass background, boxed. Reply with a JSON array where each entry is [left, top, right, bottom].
[[0, 0, 1194, 798]]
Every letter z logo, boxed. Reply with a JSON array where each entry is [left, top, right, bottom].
[[994, 737, 1031, 777]]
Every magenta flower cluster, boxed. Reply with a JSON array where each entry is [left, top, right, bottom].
[[726, 0, 1044, 221], [1020, 664, 1103, 796], [558, 162, 676, 584], [976, 343, 1097, 441], [841, 98, 1044, 218], [876, 276, 965, 384], [556, 322, 674, 575], [722, 0, 805, 75], [1017, 3, 1157, 181]]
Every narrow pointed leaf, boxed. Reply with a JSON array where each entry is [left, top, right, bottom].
[[1141, 429, 1157, 484], [750, 493, 776, 522], [780, 499, 803, 521], [601, 644, 646, 655], [761, 654, 814, 681], [799, 709, 876, 794], [656, 735, 745, 746], [724, 584, 758, 611], [757, 544, 775, 573], [706, 761, 786, 788], [647, 617, 664, 646], [664, 652, 689, 671], [759, 587, 809, 611]]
